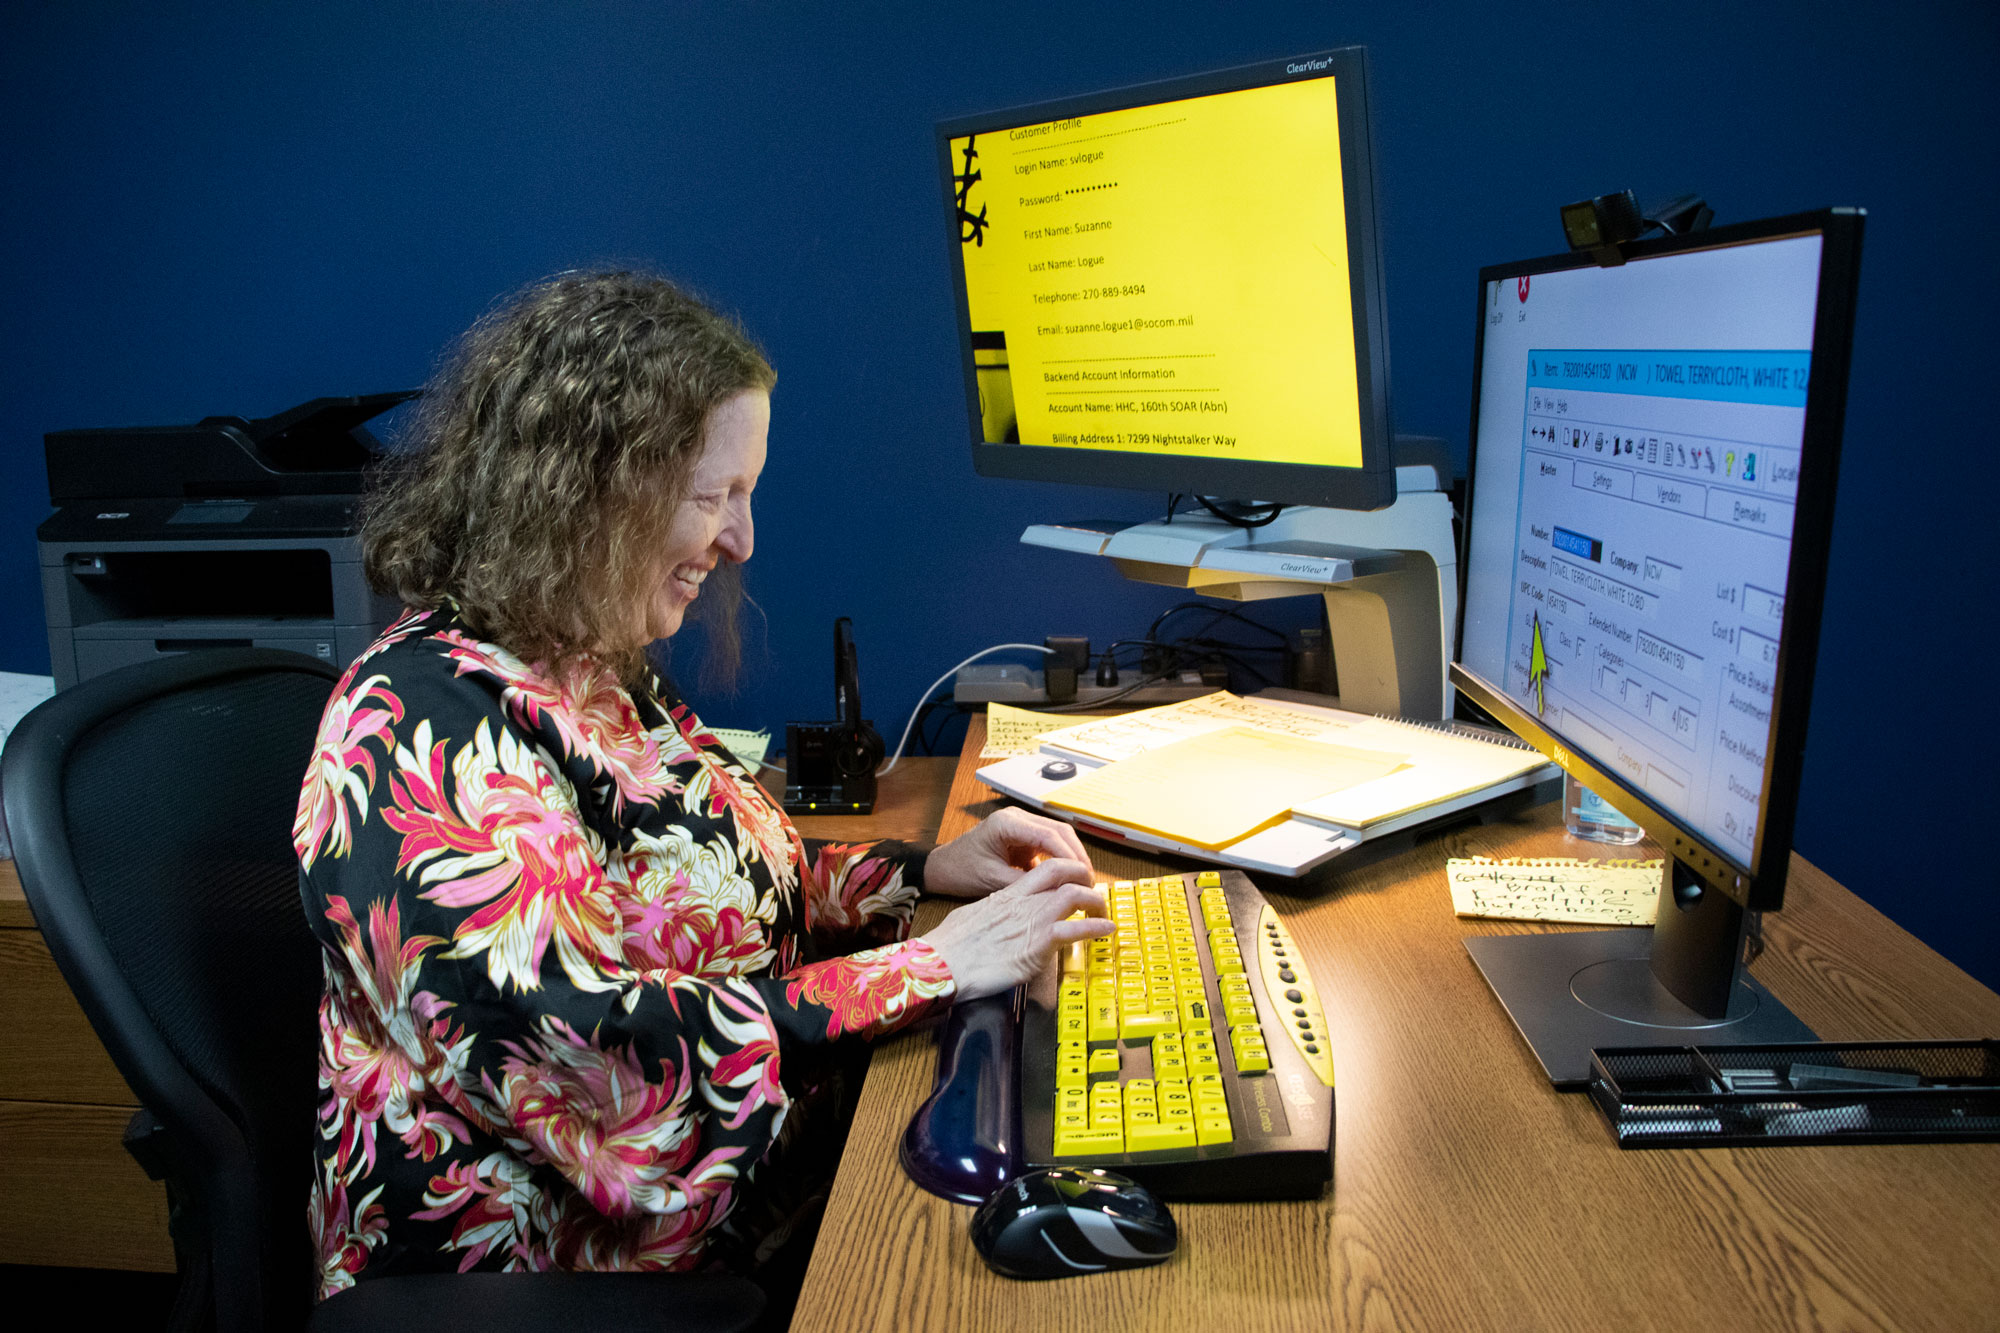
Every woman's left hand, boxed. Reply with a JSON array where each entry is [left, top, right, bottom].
[[924, 807, 1094, 900]]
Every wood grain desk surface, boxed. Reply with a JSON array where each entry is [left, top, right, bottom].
[[789, 717, 2000, 1333]]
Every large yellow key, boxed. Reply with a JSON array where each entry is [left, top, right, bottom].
[[1232, 1027, 1270, 1073], [1054, 1126, 1125, 1156], [1121, 1009, 1177, 1040], [1126, 1120, 1196, 1152], [1088, 995, 1119, 1042]]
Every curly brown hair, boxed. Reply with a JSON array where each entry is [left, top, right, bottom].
[[363, 270, 775, 685]]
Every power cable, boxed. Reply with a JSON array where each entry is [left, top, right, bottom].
[[879, 643, 1051, 775]]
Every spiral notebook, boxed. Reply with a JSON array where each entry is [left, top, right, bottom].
[[1042, 725, 1411, 850], [1033, 692, 1550, 833], [977, 691, 1558, 875]]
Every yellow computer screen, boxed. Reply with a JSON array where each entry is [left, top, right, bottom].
[[947, 73, 1362, 469]]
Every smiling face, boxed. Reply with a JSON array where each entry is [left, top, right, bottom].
[[645, 389, 769, 642]]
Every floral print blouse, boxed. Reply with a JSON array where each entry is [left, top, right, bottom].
[[294, 608, 955, 1297]]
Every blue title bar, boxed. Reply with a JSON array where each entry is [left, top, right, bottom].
[[1527, 349, 1811, 407]]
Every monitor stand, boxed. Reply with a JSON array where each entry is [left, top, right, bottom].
[[1464, 857, 1815, 1087], [1020, 462, 1459, 720]]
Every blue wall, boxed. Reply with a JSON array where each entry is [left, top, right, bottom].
[[5, 2, 1995, 990]]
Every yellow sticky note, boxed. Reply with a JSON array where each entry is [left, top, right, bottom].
[[708, 728, 772, 768], [981, 703, 1119, 759], [1447, 857, 1665, 926]]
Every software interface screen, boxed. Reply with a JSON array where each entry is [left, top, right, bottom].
[[1460, 235, 1824, 870], [947, 72, 1362, 467]]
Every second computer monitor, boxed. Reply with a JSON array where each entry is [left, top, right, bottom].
[[936, 47, 1397, 510], [1450, 209, 1864, 1084], [1456, 209, 1863, 914]]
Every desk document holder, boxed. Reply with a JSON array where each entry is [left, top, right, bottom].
[[1588, 1040, 2000, 1148]]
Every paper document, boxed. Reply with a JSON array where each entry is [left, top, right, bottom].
[[1045, 725, 1408, 850], [1447, 857, 1665, 926], [0, 672, 55, 757], [1036, 691, 1548, 830], [981, 703, 1119, 758], [0, 672, 57, 862], [1034, 690, 1359, 762], [709, 728, 772, 769], [1293, 738, 1545, 830]]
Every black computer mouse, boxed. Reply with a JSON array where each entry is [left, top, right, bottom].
[[970, 1166, 1177, 1279]]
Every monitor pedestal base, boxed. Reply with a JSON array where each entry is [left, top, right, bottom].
[[1019, 460, 1459, 720], [1465, 928, 1815, 1088]]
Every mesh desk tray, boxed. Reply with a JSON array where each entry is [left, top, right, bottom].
[[1588, 1041, 2000, 1148]]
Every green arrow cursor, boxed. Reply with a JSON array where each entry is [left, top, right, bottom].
[[1528, 612, 1550, 715]]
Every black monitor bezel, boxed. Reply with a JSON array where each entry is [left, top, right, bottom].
[[1451, 208, 1865, 913], [935, 46, 1398, 511]]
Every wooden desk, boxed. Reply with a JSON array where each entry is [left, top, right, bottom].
[[791, 717, 2000, 1333], [0, 858, 173, 1270]]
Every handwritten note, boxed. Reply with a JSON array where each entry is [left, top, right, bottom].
[[980, 703, 1119, 758], [1447, 856, 1665, 926], [709, 727, 772, 769]]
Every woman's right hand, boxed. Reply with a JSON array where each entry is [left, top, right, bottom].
[[920, 858, 1112, 1002]]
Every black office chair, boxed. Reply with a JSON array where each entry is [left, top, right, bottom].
[[3, 650, 765, 1333]]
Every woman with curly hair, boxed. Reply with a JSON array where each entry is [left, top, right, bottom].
[[294, 270, 1107, 1308]]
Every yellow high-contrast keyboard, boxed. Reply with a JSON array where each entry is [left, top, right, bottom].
[[1019, 868, 1335, 1199]]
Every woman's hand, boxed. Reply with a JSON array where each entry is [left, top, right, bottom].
[[923, 807, 1093, 900], [921, 858, 1112, 1001]]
